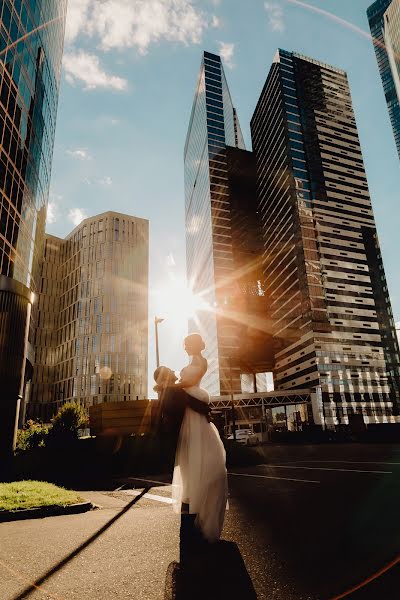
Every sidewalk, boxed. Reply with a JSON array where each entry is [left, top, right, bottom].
[[0, 486, 260, 600], [0, 488, 179, 600]]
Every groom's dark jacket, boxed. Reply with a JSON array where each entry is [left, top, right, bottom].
[[158, 386, 211, 439]]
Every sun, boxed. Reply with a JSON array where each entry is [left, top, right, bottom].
[[154, 277, 210, 325]]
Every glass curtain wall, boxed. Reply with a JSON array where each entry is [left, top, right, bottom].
[[184, 51, 246, 395], [367, 0, 400, 158], [0, 0, 67, 454], [30, 212, 149, 420]]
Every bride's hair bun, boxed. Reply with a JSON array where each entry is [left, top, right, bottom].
[[184, 333, 205, 353]]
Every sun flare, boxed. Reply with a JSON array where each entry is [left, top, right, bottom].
[[154, 278, 210, 326]]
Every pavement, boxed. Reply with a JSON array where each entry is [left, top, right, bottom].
[[0, 443, 399, 600]]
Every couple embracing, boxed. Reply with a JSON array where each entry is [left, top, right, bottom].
[[154, 333, 228, 550]]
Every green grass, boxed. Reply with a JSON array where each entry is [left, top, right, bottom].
[[0, 481, 84, 512]]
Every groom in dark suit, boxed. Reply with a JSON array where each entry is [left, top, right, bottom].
[[153, 366, 211, 447], [154, 366, 210, 561]]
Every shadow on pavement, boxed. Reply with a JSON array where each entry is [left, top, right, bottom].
[[165, 540, 257, 600], [11, 487, 151, 600]]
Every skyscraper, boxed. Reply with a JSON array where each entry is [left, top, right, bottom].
[[368, 0, 400, 158], [184, 51, 272, 396], [30, 212, 149, 421], [251, 49, 400, 425], [0, 1, 67, 454]]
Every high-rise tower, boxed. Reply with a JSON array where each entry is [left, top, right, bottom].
[[30, 212, 149, 420], [0, 1, 67, 454], [184, 51, 272, 396], [368, 0, 400, 158], [251, 49, 400, 426]]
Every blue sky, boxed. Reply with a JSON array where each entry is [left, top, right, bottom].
[[47, 0, 400, 392]]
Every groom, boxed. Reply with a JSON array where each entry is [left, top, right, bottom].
[[153, 366, 211, 448], [154, 366, 210, 561]]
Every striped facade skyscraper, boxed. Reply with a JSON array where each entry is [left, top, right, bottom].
[[251, 49, 400, 425]]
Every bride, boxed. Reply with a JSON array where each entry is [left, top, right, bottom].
[[172, 333, 228, 543]]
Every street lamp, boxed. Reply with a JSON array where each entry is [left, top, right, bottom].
[[154, 316, 164, 368], [228, 355, 237, 441]]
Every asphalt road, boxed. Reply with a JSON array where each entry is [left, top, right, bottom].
[[0, 443, 399, 600], [227, 443, 400, 599]]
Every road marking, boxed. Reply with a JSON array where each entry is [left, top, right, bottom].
[[265, 464, 392, 474], [123, 489, 174, 504], [283, 460, 400, 466], [228, 472, 320, 484], [127, 476, 171, 486]]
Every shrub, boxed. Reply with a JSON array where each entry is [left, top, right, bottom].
[[16, 420, 49, 452], [49, 402, 88, 443]]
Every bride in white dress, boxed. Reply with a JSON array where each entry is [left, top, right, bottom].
[[172, 333, 228, 543]]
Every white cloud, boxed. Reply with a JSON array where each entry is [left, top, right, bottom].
[[63, 50, 128, 91], [99, 176, 113, 185], [65, 0, 92, 44], [66, 148, 91, 160], [265, 1, 285, 32], [68, 208, 88, 226], [83, 176, 113, 185], [65, 0, 208, 54], [47, 201, 59, 225], [211, 15, 221, 28], [46, 193, 63, 225], [219, 41, 234, 69]]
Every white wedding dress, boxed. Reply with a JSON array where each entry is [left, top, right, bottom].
[[172, 364, 228, 542]]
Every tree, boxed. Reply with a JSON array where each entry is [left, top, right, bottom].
[[49, 401, 88, 444], [16, 420, 49, 452]]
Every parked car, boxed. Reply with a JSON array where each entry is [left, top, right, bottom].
[[227, 429, 258, 446]]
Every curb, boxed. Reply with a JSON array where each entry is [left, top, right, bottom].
[[0, 501, 94, 523]]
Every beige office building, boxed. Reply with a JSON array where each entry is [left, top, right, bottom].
[[29, 211, 149, 420]]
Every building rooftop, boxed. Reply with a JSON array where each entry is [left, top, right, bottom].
[[274, 48, 346, 75], [48, 210, 149, 241]]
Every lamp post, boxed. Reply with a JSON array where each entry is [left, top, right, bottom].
[[228, 355, 237, 441], [155, 316, 164, 368]]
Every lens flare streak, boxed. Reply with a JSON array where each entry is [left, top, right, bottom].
[[287, 0, 394, 57]]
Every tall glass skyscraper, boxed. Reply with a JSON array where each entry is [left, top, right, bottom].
[[184, 51, 272, 395], [185, 51, 245, 395], [251, 49, 400, 426], [0, 1, 67, 454], [368, 0, 400, 158]]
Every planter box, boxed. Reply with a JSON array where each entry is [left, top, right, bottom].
[[89, 400, 160, 436]]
